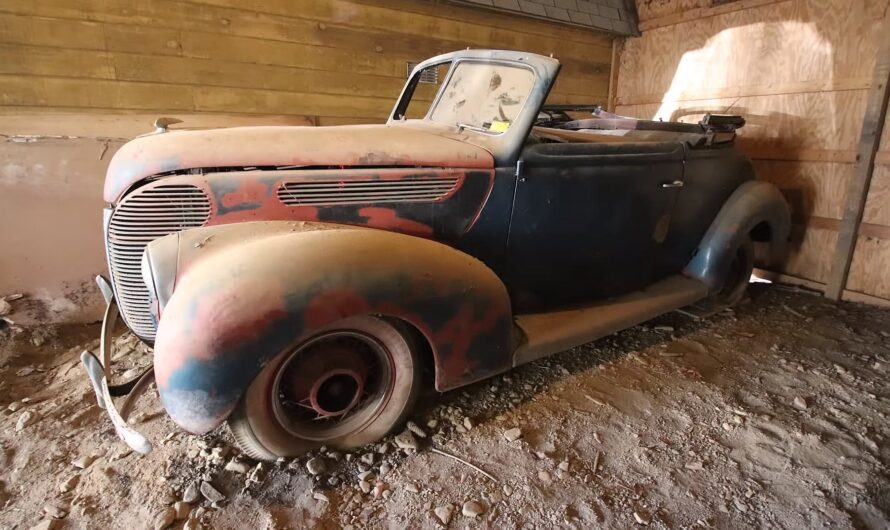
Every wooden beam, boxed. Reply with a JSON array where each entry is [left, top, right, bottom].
[[614, 77, 872, 107], [825, 11, 890, 300], [792, 216, 890, 241], [744, 148, 858, 164], [638, 0, 789, 31], [607, 39, 621, 113]]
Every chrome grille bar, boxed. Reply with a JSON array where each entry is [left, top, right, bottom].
[[106, 184, 210, 340]]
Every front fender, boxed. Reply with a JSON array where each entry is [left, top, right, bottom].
[[684, 180, 791, 291], [150, 222, 513, 434]]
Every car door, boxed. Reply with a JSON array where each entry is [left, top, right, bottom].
[[505, 141, 686, 313]]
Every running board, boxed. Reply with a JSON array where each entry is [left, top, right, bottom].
[[513, 275, 709, 366]]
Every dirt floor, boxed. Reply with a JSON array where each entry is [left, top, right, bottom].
[[2, 284, 890, 530]]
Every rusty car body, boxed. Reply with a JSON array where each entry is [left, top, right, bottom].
[[82, 49, 790, 459]]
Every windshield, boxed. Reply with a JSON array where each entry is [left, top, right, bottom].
[[428, 61, 535, 133]]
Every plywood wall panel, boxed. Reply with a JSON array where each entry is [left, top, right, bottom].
[[619, 0, 890, 301], [619, 90, 869, 154], [846, 2, 890, 300], [782, 225, 837, 283], [754, 160, 850, 220], [620, 1, 880, 106], [616, 24, 679, 98], [880, 103, 890, 153], [848, 235, 890, 299], [863, 164, 890, 227]]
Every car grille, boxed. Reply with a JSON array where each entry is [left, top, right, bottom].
[[277, 176, 459, 205], [106, 184, 211, 340]]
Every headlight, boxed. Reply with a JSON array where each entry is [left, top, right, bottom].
[[141, 251, 157, 303], [141, 233, 180, 315], [141, 251, 161, 321]]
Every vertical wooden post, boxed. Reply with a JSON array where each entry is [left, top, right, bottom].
[[825, 12, 890, 300], [607, 39, 621, 113]]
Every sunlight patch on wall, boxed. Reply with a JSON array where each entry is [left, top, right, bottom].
[[654, 21, 834, 124]]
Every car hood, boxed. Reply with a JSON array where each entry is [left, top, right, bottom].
[[104, 123, 494, 203]]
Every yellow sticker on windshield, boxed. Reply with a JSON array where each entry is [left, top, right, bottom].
[[489, 120, 510, 132]]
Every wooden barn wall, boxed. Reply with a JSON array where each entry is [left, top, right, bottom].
[[849, 94, 890, 300], [0, 0, 612, 123], [615, 0, 890, 302], [0, 0, 613, 324]]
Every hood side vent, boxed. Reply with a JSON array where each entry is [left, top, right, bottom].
[[277, 176, 459, 206]]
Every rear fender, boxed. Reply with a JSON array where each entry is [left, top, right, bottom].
[[684, 180, 791, 291], [150, 222, 513, 434]]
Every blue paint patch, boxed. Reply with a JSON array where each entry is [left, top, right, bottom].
[[209, 176, 275, 216], [155, 231, 513, 433]]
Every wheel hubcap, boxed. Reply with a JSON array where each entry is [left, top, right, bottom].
[[310, 369, 364, 417], [272, 331, 393, 441]]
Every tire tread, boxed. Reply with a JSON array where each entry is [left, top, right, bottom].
[[230, 403, 279, 461]]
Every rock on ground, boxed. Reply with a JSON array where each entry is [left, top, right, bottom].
[[462, 500, 485, 517], [2, 286, 890, 529], [434, 505, 455, 525], [503, 427, 523, 442]]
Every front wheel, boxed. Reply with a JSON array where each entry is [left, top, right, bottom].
[[229, 316, 421, 461], [701, 236, 755, 310]]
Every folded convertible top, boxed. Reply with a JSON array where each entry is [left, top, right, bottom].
[[536, 106, 745, 147], [538, 105, 744, 131]]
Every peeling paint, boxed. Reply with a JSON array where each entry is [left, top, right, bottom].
[[152, 225, 512, 434]]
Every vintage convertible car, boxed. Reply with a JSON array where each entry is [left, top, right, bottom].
[[82, 49, 790, 460]]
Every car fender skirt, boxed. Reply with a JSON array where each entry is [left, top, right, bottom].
[[153, 222, 513, 434], [684, 180, 790, 292]]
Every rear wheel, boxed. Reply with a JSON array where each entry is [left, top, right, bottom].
[[701, 236, 755, 310], [229, 316, 421, 461]]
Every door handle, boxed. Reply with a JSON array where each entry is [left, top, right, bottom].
[[661, 180, 684, 188]]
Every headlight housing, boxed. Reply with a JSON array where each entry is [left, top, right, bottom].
[[141, 233, 180, 318]]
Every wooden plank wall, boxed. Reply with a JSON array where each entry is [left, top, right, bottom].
[[0, 0, 613, 124], [616, 0, 890, 303], [0, 0, 614, 324]]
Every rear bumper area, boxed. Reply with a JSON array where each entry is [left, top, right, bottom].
[[81, 276, 155, 454]]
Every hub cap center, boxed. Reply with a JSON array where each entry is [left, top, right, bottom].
[[310, 370, 364, 417]]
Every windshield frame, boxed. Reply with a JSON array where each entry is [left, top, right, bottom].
[[424, 59, 538, 136], [388, 50, 561, 165]]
